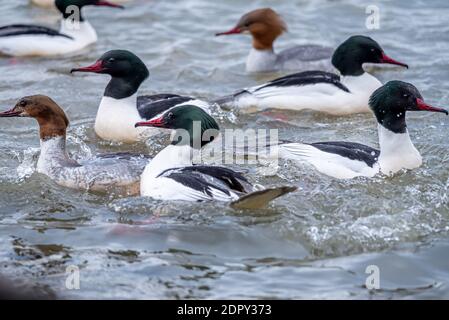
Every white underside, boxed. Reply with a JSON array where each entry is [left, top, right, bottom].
[[95, 95, 212, 143], [277, 125, 422, 179], [0, 20, 97, 57], [234, 72, 382, 115]]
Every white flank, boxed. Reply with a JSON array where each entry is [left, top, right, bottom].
[[278, 143, 379, 179], [0, 20, 97, 57], [234, 72, 382, 115]]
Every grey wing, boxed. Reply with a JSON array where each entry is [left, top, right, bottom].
[[64, 155, 150, 190], [277, 44, 333, 62]]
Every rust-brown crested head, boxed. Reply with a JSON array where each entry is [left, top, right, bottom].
[[2, 95, 69, 140], [217, 8, 287, 50]]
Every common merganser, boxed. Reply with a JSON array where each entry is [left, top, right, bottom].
[[134, 105, 296, 208], [277, 81, 448, 179], [71, 50, 212, 143], [0, 95, 149, 192], [216, 35, 408, 115], [31, 0, 129, 9], [215, 8, 333, 73], [0, 0, 123, 57]]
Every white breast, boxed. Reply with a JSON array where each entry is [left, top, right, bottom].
[[95, 95, 154, 143], [246, 48, 278, 73], [378, 125, 422, 175]]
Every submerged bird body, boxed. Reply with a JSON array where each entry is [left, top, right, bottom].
[[135, 105, 296, 207], [0, 0, 123, 57], [0, 95, 148, 192], [277, 81, 447, 179], [71, 50, 211, 143], [217, 36, 408, 115], [216, 8, 333, 73]]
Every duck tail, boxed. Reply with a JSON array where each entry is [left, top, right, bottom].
[[212, 90, 248, 110], [230, 186, 297, 210]]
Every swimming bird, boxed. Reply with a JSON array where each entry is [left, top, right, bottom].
[[31, 0, 129, 9], [0, 95, 149, 192], [71, 50, 212, 143], [277, 81, 448, 179], [134, 105, 296, 208], [215, 8, 333, 73], [215, 35, 408, 115], [0, 0, 123, 57]]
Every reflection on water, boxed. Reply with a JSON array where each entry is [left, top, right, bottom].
[[0, 0, 448, 299]]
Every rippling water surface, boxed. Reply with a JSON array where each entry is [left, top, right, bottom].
[[0, 0, 448, 299]]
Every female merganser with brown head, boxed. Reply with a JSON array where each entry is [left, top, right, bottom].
[[135, 105, 296, 208], [216, 35, 408, 115], [216, 8, 333, 73], [71, 50, 212, 143], [0, 95, 148, 192], [278, 81, 448, 179], [0, 0, 123, 57]]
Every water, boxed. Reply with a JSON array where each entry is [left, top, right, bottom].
[[0, 0, 448, 299]]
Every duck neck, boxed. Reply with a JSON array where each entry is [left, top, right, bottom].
[[100, 93, 137, 108], [246, 48, 277, 72], [377, 124, 422, 175], [104, 72, 147, 100], [59, 18, 97, 43], [340, 72, 382, 93], [145, 144, 196, 177], [37, 136, 70, 173]]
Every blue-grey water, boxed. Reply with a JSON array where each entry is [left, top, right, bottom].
[[0, 0, 448, 299]]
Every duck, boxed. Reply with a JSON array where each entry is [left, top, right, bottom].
[[31, 0, 129, 9], [276, 81, 448, 179], [71, 50, 212, 143], [134, 105, 296, 208], [215, 35, 408, 115], [0, 0, 123, 57], [215, 8, 333, 73], [0, 95, 149, 192]]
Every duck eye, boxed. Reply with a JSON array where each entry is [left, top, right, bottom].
[[370, 48, 375, 52], [167, 112, 174, 119], [108, 58, 115, 63], [19, 100, 27, 107]]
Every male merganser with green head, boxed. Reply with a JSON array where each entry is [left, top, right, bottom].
[[216, 8, 333, 73], [278, 81, 448, 179], [71, 50, 212, 143], [0, 0, 123, 57], [135, 105, 296, 208], [0, 95, 148, 192], [216, 35, 408, 115]]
